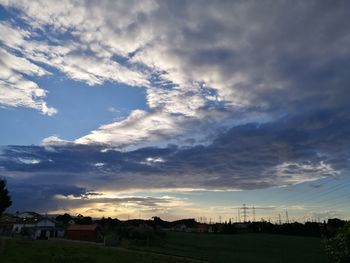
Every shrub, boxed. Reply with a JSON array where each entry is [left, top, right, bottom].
[[325, 223, 350, 263]]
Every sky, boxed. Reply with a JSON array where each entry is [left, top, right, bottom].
[[0, 0, 350, 223]]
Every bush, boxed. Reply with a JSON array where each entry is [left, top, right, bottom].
[[325, 223, 350, 263], [104, 232, 120, 247]]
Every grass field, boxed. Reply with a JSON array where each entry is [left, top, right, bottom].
[[0, 239, 192, 263], [0, 233, 330, 263], [131, 232, 330, 263]]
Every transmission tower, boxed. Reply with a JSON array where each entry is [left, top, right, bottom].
[[285, 210, 289, 224], [252, 206, 256, 222], [242, 204, 248, 222]]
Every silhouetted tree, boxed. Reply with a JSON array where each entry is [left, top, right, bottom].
[[328, 218, 346, 229], [325, 223, 350, 263], [76, 214, 92, 224], [0, 180, 11, 255], [0, 179, 11, 216], [55, 213, 73, 225]]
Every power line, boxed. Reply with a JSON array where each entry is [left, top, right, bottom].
[[281, 179, 350, 206], [276, 177, 334, 204]]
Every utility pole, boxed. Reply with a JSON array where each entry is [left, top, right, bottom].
[[238, 208, 241, 223]]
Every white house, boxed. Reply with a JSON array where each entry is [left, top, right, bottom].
[[13, 217, 39, 234], [13, 217, 64, 239]]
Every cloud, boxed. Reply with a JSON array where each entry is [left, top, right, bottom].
[[1, 108, 349, 196], [74, 107, 274, 149], [18, 158, 41, 165], [75, 109, 194, 148], [5, 183, 87, 212], [5, 180, 190, 217], [1, 0, 349, 147], [0, 44, 57, 115], [44, 53, 148, 86], [41, 136, 73, 147], [107, 107, 120, 113], [1, 1, 350, 218], [0, 10, 147, 115], [273, 161, 340, 186]]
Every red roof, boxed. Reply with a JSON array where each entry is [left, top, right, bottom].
[[67, 224, 97, 231]]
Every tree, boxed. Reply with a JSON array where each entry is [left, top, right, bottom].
[[0, 180, 11, 255], [76, 214, 92, 224], [55, 213, 73, 225], [0, 179, 12, 216], [325, 223, 350, 263]]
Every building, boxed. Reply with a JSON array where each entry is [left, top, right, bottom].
[[66, 224, 99, 242], [13, 217, 64, 239], [172, 224, 188, 232], [13, 217, 40, 234], [196, 223, 208, 233]]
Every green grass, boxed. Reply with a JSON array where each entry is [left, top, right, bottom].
[[131, 232, 330, 263], [0, 233, 330, 263], [0, 239, 193, 263]]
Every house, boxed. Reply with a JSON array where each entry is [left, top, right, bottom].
[[13, 217, 40, 234], [13, 217, 64, 239], [32, 218, 65, 239], [172, 224, 188, 232], [12, 211, 42, 235], [66, 224, 99, 242]]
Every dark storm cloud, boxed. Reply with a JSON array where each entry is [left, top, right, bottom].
[[2, 183, 87, 212], [150, 0, 350, 113], [1, 108, 350, 212]]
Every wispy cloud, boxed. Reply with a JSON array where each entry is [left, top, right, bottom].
[[1, 0, 349, 145], [0, 31, 57, 115]]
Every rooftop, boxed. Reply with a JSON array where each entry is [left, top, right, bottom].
[[67, 224, 98, 231]]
